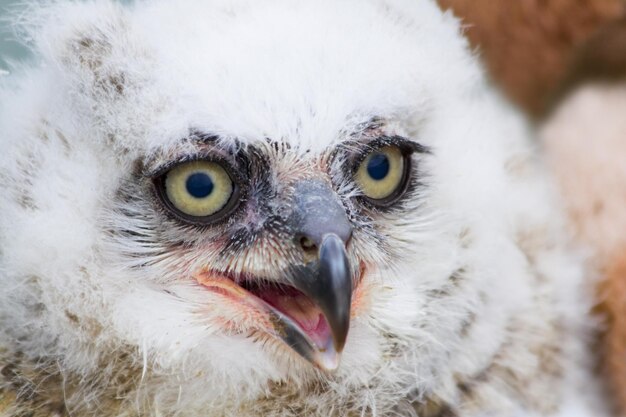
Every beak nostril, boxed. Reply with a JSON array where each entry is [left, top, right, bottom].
[[299, 236, 317, 252]]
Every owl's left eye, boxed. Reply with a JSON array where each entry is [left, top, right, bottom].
[[156, 160, 238, 223], [354, 145, 410, 204]]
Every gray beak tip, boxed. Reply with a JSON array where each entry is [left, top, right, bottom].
[[280, 233, 353, 370]]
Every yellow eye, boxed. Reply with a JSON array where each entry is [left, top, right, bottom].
[[163, 160, 234, 219], [355, 146, 407, 201]]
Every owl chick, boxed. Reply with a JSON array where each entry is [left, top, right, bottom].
[[0, 1, 606, 416]]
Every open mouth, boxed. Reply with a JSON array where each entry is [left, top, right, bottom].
[[195, 271, 342, 371], [194, 233, 356, 371], [242, 279, 332, 349]]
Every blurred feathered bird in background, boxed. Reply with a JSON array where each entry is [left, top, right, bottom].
[[0, 1, 608, 416]]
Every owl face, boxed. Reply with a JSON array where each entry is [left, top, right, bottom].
[[115, 124, 426, 370], [0, 0, 537, 411], [81, 0, 484, 385]]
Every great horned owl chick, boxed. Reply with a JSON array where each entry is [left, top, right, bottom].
[[0, 1, 606, 416]]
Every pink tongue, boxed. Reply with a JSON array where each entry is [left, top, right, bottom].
[[259, 290, 331, 348]]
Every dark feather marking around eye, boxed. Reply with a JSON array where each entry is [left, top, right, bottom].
[[142, 131, 230, 178], [240, 144, 273, 180], [212, 143, 282, 254], [189, 130, 221, 144], [334, 135, 428, 190], [339, 135, 430, 161], [343, 117, 385, 141], [139, 135, 283, 233]]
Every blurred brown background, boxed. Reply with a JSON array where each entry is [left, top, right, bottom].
[[437, 0, 626, 117]]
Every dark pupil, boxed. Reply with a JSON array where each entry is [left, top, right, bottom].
[[186, 172, 214, 198], [367, 153, 390, 181]]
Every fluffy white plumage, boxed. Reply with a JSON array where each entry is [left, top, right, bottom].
[[0, 1, 606, 416]]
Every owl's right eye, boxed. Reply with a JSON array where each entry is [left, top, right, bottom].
[[156, 160, 239, 224]]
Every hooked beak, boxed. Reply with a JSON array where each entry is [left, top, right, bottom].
[[274, 233, 353, 370], [196, 180, 355, 371]]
